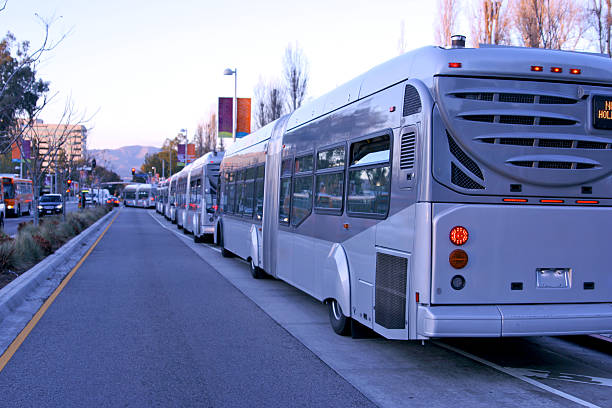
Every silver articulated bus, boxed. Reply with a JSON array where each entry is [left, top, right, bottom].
[[156, 179, 168, 214], [175, 164, 192, 230], [123, 184, 138, 207], [183, 151, 224, 242], [136, 184, 156, 208], [168, 174, 178, 223], [217, 40, 612, 340]]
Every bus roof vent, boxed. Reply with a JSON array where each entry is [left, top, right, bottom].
[[400, 132, 416, 169], [403, 85, 422, 116]]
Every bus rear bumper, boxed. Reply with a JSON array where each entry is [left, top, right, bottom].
[[418, 303, 612, 337]]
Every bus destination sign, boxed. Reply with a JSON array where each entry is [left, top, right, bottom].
[[593, 95, 612, 129]]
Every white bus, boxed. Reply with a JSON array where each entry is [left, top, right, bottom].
[[136, 184, 156, 208], [217, 39, 612, 340], [182, 151, 224, 242], [123, 184, 138, 207]]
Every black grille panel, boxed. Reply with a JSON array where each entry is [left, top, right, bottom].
[[500, 138, 535, 146], [538, 139, 573, 148], [451, 163, 485, 189], [539, 95, 578, 104], [500, 115, 535, 125], [463, 115, 495, 123], [538, 161, 573, 169], [510, 161, 534, 167], [447, 132, 484, 179], [400, 132, 416, 169], [375, 253, 407, 330], [403, 85, 422, 116], [455, 92, 494, 101], [576, 141, 608, 149], [499, 93, 534, 104], [539, 117, 577, 126], [508, 161, 597, 169]]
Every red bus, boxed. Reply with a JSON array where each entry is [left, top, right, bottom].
[[2, 176, 33, 217]]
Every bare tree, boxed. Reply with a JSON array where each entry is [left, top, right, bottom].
[[192, 110, 218, 156], [435, 0, 460, 46], [193, 122, 205, 157], [588, 0, 612, 54], [283, 42, 309, 112], [253, 77, 286, 129], [18, 97, 92, 226], [510, 0, 587, 49], [471, 0, 511, 46]]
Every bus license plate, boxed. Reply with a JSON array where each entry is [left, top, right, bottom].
[[536, 268, 571, 288]]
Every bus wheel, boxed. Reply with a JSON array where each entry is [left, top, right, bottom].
[[328, 299, 351, 336], [250, 259, 265, 279], [193, 234, 201, 243], [221, 247, 233, 258]]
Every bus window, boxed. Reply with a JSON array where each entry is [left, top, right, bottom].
[[315, 172, 344, 211], [292, 175, 313, 226], [255, 165, 265, 220], [347, 134, 391, 217], [279, 178, 291, 224], [317, 146, 345, 170], [3, 181, 13, 199]]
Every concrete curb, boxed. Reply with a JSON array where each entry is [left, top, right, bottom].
[[0, 209, 116, 326]]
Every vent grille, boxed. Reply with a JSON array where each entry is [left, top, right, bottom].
[[375, 253, 407, 330], [452, 92, 578, 105], [478, 138, 611, 150], [403, 85, 422, 116], [499, 93, 535, 104], [508, 160, 598, 169], [447, 132, 484, 180], [455, 92, 494, 101], [462, 115, 577, 126], [452, 163, 485, 189], [400, 132, 416, 169]]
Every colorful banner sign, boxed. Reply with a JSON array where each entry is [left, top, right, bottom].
[[11, 139, 31, 162], [186, 143, 196, 163], [218, 97, 233, 138], [177, 144, 186, 163], [218, 97, 251, 139], [237, 98, 251, 138]]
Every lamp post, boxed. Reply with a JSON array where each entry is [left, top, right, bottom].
[[223, 67, 237, 142]]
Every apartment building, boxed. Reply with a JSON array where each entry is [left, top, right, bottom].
[[23, 120, 87, 170]]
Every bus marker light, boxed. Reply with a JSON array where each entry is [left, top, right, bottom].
[[343, 223, 350, 230], [415, 292, 420, 303], [503, 198, 527, 203], [531, 65, 543, 72], [577, 200, 599, 204], [449, 249, 468, 269], [448, 62, 462, 68], [451, 275, 466, 290], [551, 67, 562, 73], [570, 68, 581, 75], [389, 106, 396, 112], [540, 199, 563, 203], [450, 226, 469, 245]]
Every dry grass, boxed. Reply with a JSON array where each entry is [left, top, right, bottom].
[[0, 206, 111, 288]]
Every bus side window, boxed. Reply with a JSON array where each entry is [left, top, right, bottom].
[[315, 145, 345, 214], [279, 158, 293, 225], [255, 165, 265, 220], [292, 154, 314, 226], [347, 133, 391, 218]]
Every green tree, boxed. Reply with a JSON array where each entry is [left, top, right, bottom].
[[140, 135, 181, 177]]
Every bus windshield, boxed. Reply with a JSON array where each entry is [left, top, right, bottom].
[[3, 181, 13, 199]]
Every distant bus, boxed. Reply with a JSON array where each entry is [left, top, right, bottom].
[[123, 184, 138, 207], [1, 176, 33, 217], [136, 184, 156, 208]]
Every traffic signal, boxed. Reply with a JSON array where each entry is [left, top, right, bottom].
[[67, 180, 72, 185], [91, 158, 96, 169], [131, 168, 136, 175]]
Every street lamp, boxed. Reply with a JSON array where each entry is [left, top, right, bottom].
[[223, 67, 237, 142]]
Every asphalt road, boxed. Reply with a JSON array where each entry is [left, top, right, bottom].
[[0, 208, 374, 407], [3, 200, 80, 236]]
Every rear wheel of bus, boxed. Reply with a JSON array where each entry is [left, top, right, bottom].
[[328, 299, 351, 336]]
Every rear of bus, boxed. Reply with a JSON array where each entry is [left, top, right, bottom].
[[420, 46, 612, 337]]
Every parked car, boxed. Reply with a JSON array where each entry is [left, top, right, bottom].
[[38, 194, 63, 216], [106, 196, 120, 207]]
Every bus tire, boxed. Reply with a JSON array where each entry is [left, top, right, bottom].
[[193, 234, 201, 243], [250, 258, 265, 279], [328, 299, 351, 336], [221, 247, 233, 258]]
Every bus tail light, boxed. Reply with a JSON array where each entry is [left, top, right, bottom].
[[551, 67, 562, 73], [450, 226, 468, 245], [531, 65, 543, 72], [577, 200, 599, 204], [570, 68, 581, 75], [448, 62, 462, 68], [449, 250, 468, 269]]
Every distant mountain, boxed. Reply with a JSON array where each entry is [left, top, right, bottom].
[[89, 145, 160, 178]]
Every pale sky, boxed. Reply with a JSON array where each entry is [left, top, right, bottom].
[[2, 0, 592, 150]]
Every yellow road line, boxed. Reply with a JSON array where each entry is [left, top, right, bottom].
[[0, 210, 121, 373]]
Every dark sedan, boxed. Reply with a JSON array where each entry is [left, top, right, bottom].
[[38, 194, 63, 216]]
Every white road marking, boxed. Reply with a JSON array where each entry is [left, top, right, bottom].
[[434, 341, 602, 408], [509, 368, 612, 388]]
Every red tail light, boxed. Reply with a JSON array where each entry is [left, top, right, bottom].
[[448, 62, 462, 68], [551, 67, 562, 73], [213, 205, 218, 211], [531, 65, 543, 72], [449, 226, 469, 246]]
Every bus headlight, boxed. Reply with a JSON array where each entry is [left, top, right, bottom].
[[56, 204, 62, 209], [7, 205, 13, 209], [38, 205, 43, 209]]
